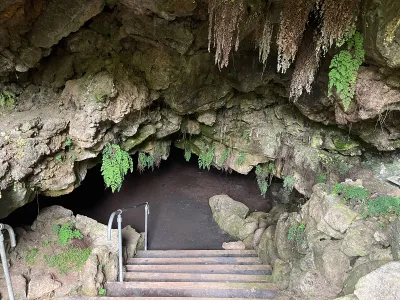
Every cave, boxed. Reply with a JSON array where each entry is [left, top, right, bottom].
[[0, 0, 399, 299]]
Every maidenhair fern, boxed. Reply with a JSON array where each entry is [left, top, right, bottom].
[[237, 152, 246, 166], [328, 30, 364, 111], [255, 163, 275, 198], [0, 90, 15, 109], [101, 143, 133, 192], [283, 176, 296, 194], [198, 144, 215, 170], [184, 150, 192, 162], [138, 152, 155, 172]]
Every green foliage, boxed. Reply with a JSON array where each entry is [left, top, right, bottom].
[[65, 138, 72, 148], [55, 154, 63, 162], [255, 163, 275, 198], [98, 288, 107, 296], [237, 152, 246, 166], [101, 143, 133, 192], [25, 248, 39, 265], [328, 31, 364, 111], [242, 130, 250, 143], [288, 224, 305, 243], [138, 152, 155, 172], [283, 176, 296, 194], [0, 90, 15, 109], [317, 173, 327, 184], [219, 148, 231, 166], [56, 222, 84, 245], [198, 144, 215, 170], [333, 183, 370, 204], [184, 150, 192, 162], [44, 247, 91, 274], [362, 195, 400, 217]]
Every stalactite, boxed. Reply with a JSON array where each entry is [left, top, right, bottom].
[[276, 0, 315, 73], [208, 0, 244, 69], [258, 1, 273, 67]]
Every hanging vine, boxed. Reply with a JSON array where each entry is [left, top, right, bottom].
[[208, 0, 244, 69], [276, 0, 315, 73]]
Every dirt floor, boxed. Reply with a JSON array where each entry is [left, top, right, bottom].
[[2, 149, 274, 250]]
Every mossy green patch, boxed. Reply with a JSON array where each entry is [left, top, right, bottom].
[[333, 137, 359, 151], [44, 247, 91, 274], [25, 248, 39, 265]]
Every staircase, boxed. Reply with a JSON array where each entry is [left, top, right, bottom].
[[65, 250, 278, 299]]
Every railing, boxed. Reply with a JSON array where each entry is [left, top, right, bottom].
[[0, 223, 16, 300], [107, 202, 149, 282]]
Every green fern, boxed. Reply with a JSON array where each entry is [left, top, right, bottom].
[[283, 176, 296, 194], [138, 152, 155, 172], [101, 143, 133, 192], [219, 148, 231, 165], [184, 150, 192, 162], [237, 152, 246, 166], [0, 90, 15, 109], [328, 30, 364, 111], [255, 163, 275, 198], [198, 144, 215, 170]]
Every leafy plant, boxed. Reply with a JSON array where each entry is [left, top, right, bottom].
[[328, 30, 364, 111], [101, 143, 133, 192], [184, 150, 192, 162], [138, 152, 155, 172], [317, 173, 327, 184], [55, 154, 63, 162], [219, 148, 231, 166], [25, 248, 39, 265], [98, 288, 107, 296], [55, 222, 84, 245], [0, 90, 15, 109], [255, 163, 275, 198], [65, 138, 72, 148], [198, 144, 215, 170], [242, 130, 250, 143], [362, 195, 400, 217], [283, 176, 296, 194], [237, 152, 246, 166], [333, 183, 370, 204], [44, 247, 91, 274], [288, 224, 305, 243]]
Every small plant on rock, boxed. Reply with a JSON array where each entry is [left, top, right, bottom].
[[362, 195, 400, 217], [255, 163, 275, 198], [44, 247, 91, 274], [333, 183, 370, 205], [316, 173, 327, 184], [54, 222, 84, 245], [184, 149, 192, 162], [25, 248, 39, 265], [283, 176, 296, 194], [138, 152, 155, 172], [288, 224, 305, 243], [0, 90, 15, 109], [101, 143, 133, 192], [98, 288, 107, 296], [237, 152, 246, 166], [198, 144, 215, 170]]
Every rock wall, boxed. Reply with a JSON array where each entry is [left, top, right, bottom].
[[0, 0, 399, 217]]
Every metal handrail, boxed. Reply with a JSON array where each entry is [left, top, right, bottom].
[[0, 223, 16, 300], [107, 202, 149, 282]]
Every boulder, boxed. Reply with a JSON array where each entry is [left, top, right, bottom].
[[28, 274, 62, 299], [257, 225, 279, 265], [341, 221, 377, 257], [271, 259, 291, 290], [0, 275, 27, 300], [209, 195, 249, 219], [354, 262, 400, 300], [274, 213, 301, 262], [222, 241, 246, 250], [197, 111, 217, 126]]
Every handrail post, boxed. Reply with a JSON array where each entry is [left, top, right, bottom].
[[144, 203, 149, 251], [0, 223, 16, 300], [117, 214, 123, 283]]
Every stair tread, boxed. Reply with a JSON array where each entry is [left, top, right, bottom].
[[62, 297, 272, 300], [107, 281, 277, 290], [135, 250, 257, 258], [124, 272, 271, 282], [126, 264, 272, 275], [127, 257, 261, 265]]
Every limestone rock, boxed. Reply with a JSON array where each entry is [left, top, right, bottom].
[[275, 213, 300, 262], [222, 241, 245, 250], [322, 198, 358, 233], [272, 259, 291, 290], [321, 244, 351, 293], [343, 260, 391, 295], [197, 111, 217, 126], [257, 225, 278, 265], [253, 228, 265, 248], [0, 275, 27, 300], [209, 195, 249, 219], [354, 262, 400, 300], [238, 218, 258, 240], [390, 219, 400, 260], [28, 274, 62, 299], [341, 221, 376, 257], [334, 295, 359, 300], [30, 0, 104, 48]]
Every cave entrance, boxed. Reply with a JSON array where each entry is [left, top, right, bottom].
[[1, 147, 276, 250]]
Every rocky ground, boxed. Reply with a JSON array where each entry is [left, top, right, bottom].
[[209, 181, 400, 300], [0, 206, 141, 299]]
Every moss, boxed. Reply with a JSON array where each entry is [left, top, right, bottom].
[[384, 17, 400, 45], [44, 247, 91, 274], [199, 124, 217, 139], [333, 137, 359, 151], [122, 125, 156, 152], [25, 248, 39, 265]]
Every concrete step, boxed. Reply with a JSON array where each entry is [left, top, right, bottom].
[[127, 257, 262, 265], [124, 272, 272, 282], [62, 297, 272, 300], [135, 250, 257, 258], [126, 264, 272, 275], [105, 281, 278, 298]]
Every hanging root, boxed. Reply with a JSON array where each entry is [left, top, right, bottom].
[[208, 0, 244, 69], [277, 0, 315, 73], [290, 29, 322, 100], [320, 0, 360, 50]]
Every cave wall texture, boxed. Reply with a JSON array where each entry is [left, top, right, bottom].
[[0, 0, 399, 218]]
